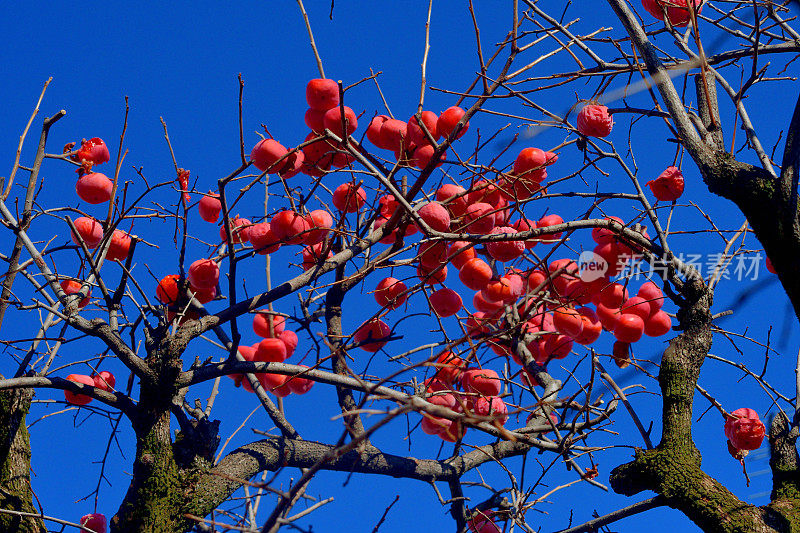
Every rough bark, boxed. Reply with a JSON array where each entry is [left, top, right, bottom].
[[0, 384, 45, 533]]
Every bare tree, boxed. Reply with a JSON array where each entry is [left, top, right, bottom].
[[1, 1, 799, 532]]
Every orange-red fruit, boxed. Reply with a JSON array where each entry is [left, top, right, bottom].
[[638, 281, 664, 315], [253, 313, 286, 338], [76, 172, 113, 204], [323, 105, 358, 138], [80, 512, 107, 533], [301, 242, 331, 270], [473, 396, 508, 425], [461, 368, 502, 396], [474, 291, 504, 315], [621, 296, 652, 321], [552, 306, 584, 338], [407, 111, 440, 146], [374, 277, 408, 309], [198, 192, 222, 223], [353, 318, 391, 352], [437, 106, 469, 140], [513, 147, 549, 183], [573, 307, 602, 345], [106, 229, 132, 261], [484, 274, 524, 304], [459, 258, 493, 290], [367, 115, 391, 148], [537, 214, 564, 243], [92, 370, 116, 391], [279, 329, 299, 358], [301, 132, 334, 176], [417, 263, 448, 285], [641, 0, 703, 28], [156, 274, 181, 306], [417, 202, 451, 232], [305, 78, 339, 111], [434, 352, 464, 385], [75, 138, 110, 166], [286, 365, 315, 395], [332, 183, 366, 213], [448, 241, 477, 270], [614, 314, 645, 343], [65, 374, 94, 406], [644, 310, 672, 337], [187, 258, 219, 289], [511, 217, 538, 249], [379, 119, 409, 152], [270, 210, 310, 244], [260, 372, 292, 397], [577, 104, 613, 137], [60, 279, 91, 308], [647, 166, 685, 201], [412, 144, 445, 169], [486, 226, 525, 262], [71, 217, 104, 249], [219, 217, 252, 244], [599, 282, 629, 309], [436, 184, 469, 217], [190, 284, 216, 305], [596, 303, 621, 331], [724, 408, 765, 451], [250, 139, 288, 172], [592, 216, 624, 245], [256, 337, 288, 362], [463, 203, 496, 234], [304, 210, 333, 245], [249, 222, 281, 255], [429, 288, 462, 317], [304, 108, 326, 132]]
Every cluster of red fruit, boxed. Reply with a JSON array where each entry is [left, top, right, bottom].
[[226, 312, 313, 397], [64, 371, 115, 406], [641, 0, 703, 28], [154, 259, 219, 323]]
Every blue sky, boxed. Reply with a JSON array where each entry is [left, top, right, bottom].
[[1, 2, 797, 532]]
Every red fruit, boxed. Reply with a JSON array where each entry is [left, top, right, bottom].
[[219, 216, 253, 244], [417, 202, 451, 233], [512, 217, 538, 249], [641, 0, 703, 28], [80, 512, 107, 533], [468, 511, 501, 533], [434, 352, 464, 385], [251, 139, 288, 173], [563, 279, 592, 305], [573, 307, 602, 345], [64, 374, 94, 406], [304, 210, 333, 245], [270, 210, 310, 244], [467, 180, 503, 208], [75, 172, 113, 204], [198, 193, 222, 223], [613, 340, 631, 368], [301, 132, 334, 176], [621, 296, 652, 321], [260, 372, 292, 397], [279, 329, 299, 358], [234, 344, 258, 390], [636, 281, 664, 315], [92, 371, 115, 392], [256, 337, 288, 362], [594, 241, 623, 277], [647, 166, 685, 201], [304, 108, 326, 132], [156, 274, 181, 306], [537, 214, 564, 243], [187, 258, 219, 289], [253, 313, 286, 338], [484, 274, 524, 304], [417, 263, 448, 285], [544, 332, 574, 360], [486, 226, 525, 262], [599, 282, 629, 309], [332, 183, 367, 213], [552, 306, 584, 338], [379, 119, 409, 152], [286, 365, 315, 395], [766, 256, 776, 274], [418, 241, 449, 268], [301, 243, 330, 270], [407, 111, 440, 146], [448, 241, 477, 270], [473, 396, 508, 425], [724, 408, 765, 451], [463, 203, 496, 234], [592, 216, 624, 245], [614, 314, 645, 343], [596, 303, 621, 331], [577, 104, 613, 137], [323, 105, 358, 139], [106, 229, 132, 261], [60, 279, 91, 308], [190, 285, 216, 305], [249, 222, 282, 255], [461, 368, 502, 396], [644, 310, 672, 337], [474, 291, 504, 315], [429, 288, 462, 317], [425, 377, 450, 394], [437, 106, 469, 140], [75, 138, 110, 166], [367, 115, 391, 148], [306, 78, 339, 111], [459, 258, 493, 290], [353, 318, 391, 352], [374, 277, 408, 309], [436, 183, 469, 217], [412, 144, 445, 169], [525, 269, 548, 291], [513, 147, 549, 183]]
